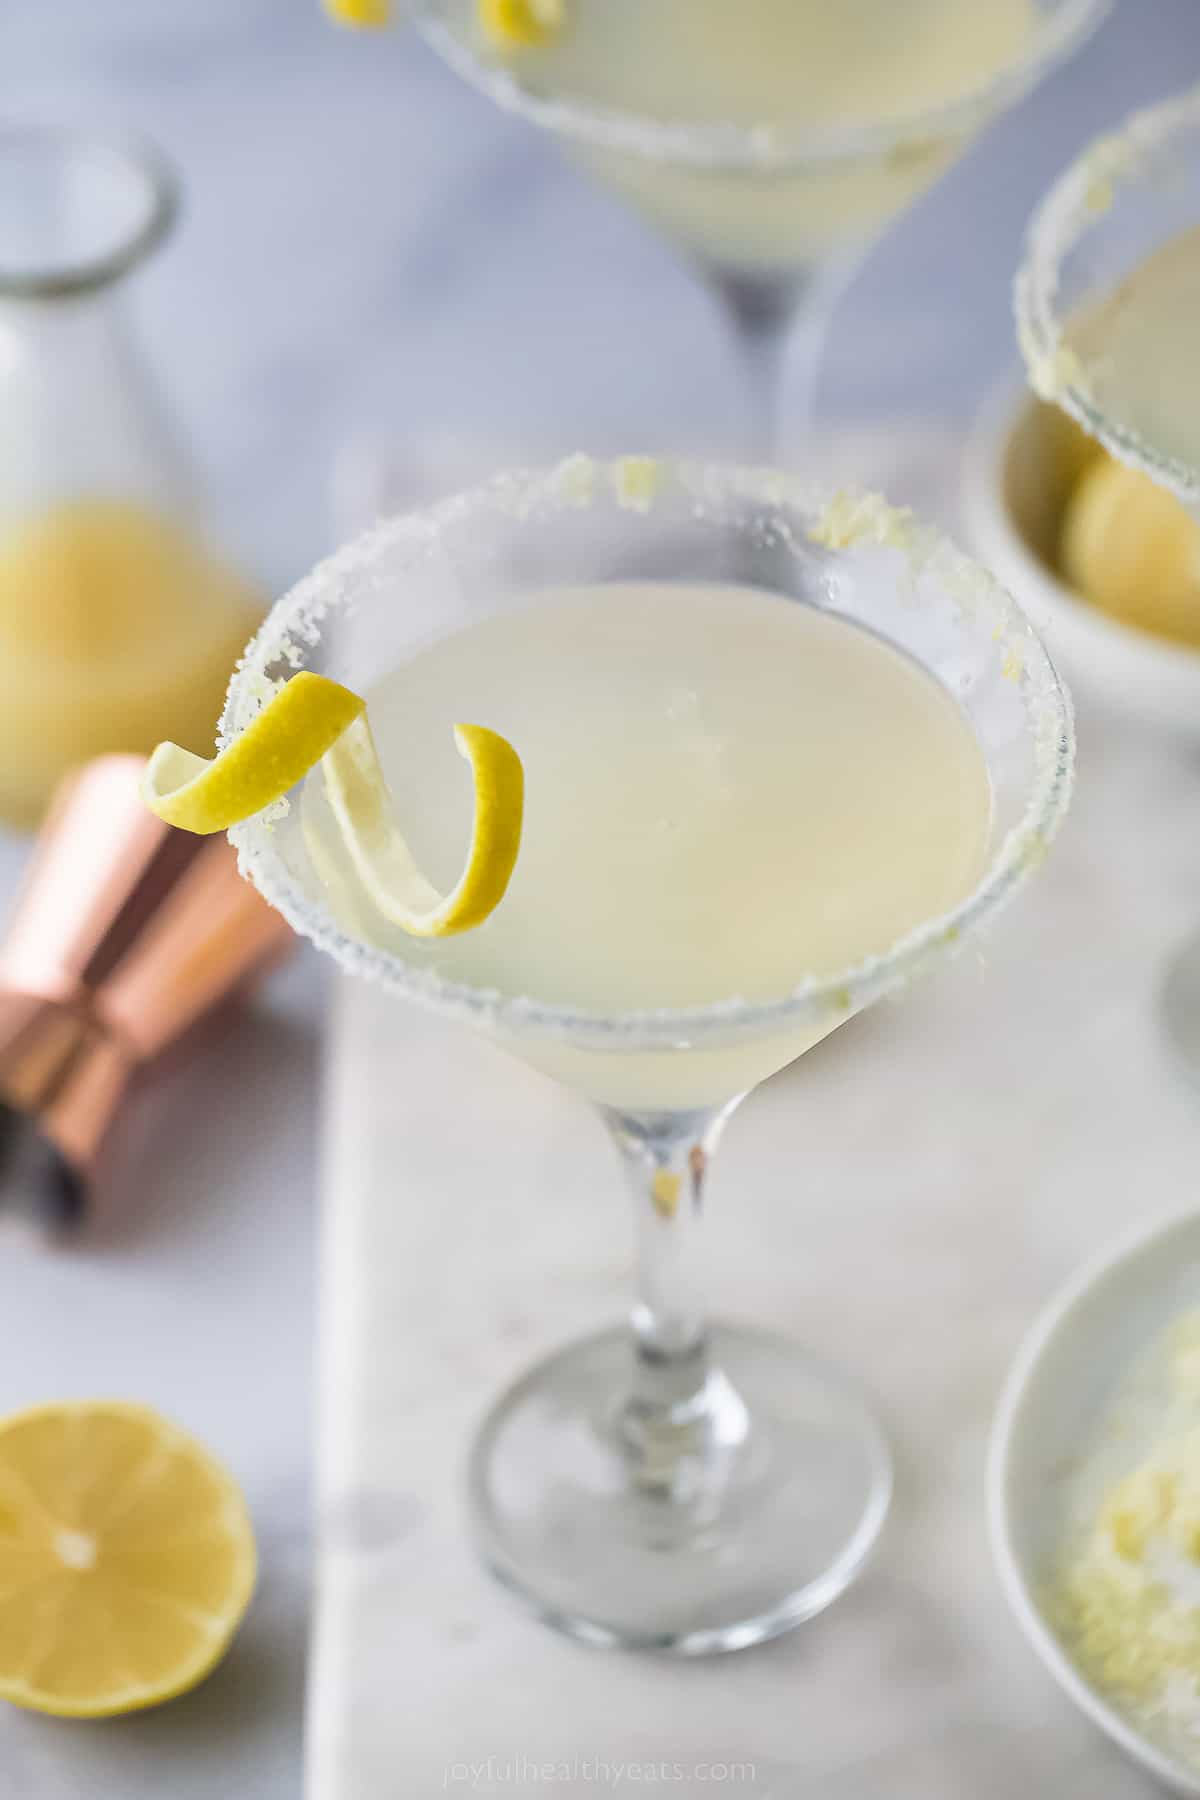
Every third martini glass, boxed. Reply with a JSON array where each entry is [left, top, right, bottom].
[[418, 0, 1108, 453], [223, 455, 1072, 1652], [1015, 83, 1200, 1078]]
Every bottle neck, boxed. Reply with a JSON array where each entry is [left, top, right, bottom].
[[0, 291, 192, 521]]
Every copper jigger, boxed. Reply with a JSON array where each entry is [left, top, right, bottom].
[[0, 755, 293, 1232]]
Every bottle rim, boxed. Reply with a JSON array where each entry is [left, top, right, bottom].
[[0, 126, 178, 301]]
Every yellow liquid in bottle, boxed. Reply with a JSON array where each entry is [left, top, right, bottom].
[[0, 498, 261, 827]]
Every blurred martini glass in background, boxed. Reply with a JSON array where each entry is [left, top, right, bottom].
[[223, 455, 1073, 1653], [1015, 83, 1200, 1077], [416, 0, 1109, 454]]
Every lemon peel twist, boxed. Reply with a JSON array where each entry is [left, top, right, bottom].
[[143, 672, 524, 939]]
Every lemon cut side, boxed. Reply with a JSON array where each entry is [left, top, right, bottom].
[[0, 1402, 256, 1718], [143, 672, 524, 939]]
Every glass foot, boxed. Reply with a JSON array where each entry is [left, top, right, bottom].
[[468, 1323, 892, 1655], [1163, 928, 1200, 1081]]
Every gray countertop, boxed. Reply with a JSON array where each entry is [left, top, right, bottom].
[[1, 1, 1199, 1793]]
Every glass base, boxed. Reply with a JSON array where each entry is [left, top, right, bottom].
[[1163, 927, 1200, 1080], [468, 1323, 892, 1655]]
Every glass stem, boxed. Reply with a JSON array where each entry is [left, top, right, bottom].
[[708, 269, 813, 460], [601, 1099, 749, 1489], [709, 256, 863, 462]]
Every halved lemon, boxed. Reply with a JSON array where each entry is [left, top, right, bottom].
[[142, 672, 524, 939], [0, 1401, 256, 1718]]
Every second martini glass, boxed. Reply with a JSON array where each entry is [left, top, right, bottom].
[[418, 0, 1108, 453], [222, 456, 1072, 1653], [1015, 83, 1200, 1078]]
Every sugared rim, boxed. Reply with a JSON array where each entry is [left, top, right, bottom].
[[1015, 81, 1200, 510], [418, 0, 1109, 170], [222, 455, 1074, 1052], [0, 125, 177, 300]]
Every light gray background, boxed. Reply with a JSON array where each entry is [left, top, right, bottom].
[[1, 2, 1199, 1794]]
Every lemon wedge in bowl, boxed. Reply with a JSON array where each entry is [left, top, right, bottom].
[[1060, 455, 1200, 648], [142, 672, 524, 939], [0, 1401, 255, 1718]]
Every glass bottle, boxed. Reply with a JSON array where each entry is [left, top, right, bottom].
[[0, 125, 261, 829]]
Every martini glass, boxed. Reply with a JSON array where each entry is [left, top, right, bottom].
[[1015, 83, 1200, 1078], [416, 0, 1108, 455], [223, 456, 1072, 1653]]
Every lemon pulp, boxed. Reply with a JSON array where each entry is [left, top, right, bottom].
[[0, 1401, 256, 1718]]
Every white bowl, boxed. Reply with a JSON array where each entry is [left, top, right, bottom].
[[963, 384, 1200, 739], [989, 1208, 1200, 1796]]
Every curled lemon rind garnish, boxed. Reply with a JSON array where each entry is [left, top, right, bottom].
[[323, 0, 394, 27], [322, 712, 524, 937], [479, 0, 563, 49], [142, 671, 365, 835], [142, 672, 524, 939]]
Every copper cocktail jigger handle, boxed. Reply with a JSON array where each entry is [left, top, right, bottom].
[[98, 836, 294, 1061], [0, 755, 295, 1229], [0, 755, 194, 1003]]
